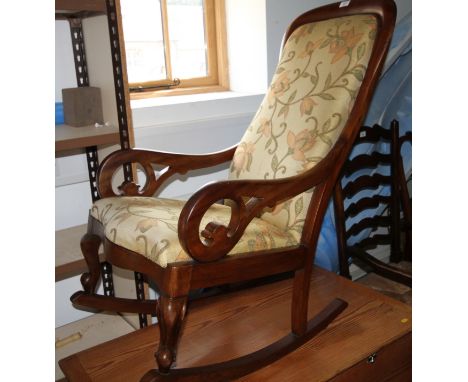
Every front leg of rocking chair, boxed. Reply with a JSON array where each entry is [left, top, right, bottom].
[[155, 295, 189, 374]]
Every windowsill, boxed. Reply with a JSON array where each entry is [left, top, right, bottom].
[[130, 89, 265, 109]]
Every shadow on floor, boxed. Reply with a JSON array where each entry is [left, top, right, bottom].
[[355, 261, 412, 306]]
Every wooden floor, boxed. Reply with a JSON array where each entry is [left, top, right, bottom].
[[60, 267, 411, 381]]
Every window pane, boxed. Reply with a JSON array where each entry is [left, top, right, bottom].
[[167, 0, 208, 79], [120, 0, 167, 84]]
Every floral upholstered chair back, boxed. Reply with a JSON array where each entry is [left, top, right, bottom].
[[229, 14, 378, 241]]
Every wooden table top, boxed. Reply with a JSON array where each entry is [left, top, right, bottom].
[[60, 267, 411, 381]]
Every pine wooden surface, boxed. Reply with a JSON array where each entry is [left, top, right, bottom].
[[55, 313, 135, 380], [60, 267, 411, 381]]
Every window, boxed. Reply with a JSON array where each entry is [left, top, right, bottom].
[[120, 0, 228, 98]]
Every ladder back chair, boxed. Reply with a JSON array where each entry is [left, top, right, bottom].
[[333, 120, 411, 287], [72, 1, 396, 380]]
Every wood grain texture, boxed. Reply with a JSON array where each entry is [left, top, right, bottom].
[[56, 0, 107, 13], [55, 313, 136, 380], [55, 0, 107, 19], [60, 267, 411, 382], [141, 298, 347, 381], [328, 333, 411, 382]]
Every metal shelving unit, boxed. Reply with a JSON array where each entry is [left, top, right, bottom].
[[55, 0, 148, 328]]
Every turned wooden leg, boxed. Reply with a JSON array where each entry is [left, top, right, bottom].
[[80, 233, 102, 294], [155, 295, 188, 373]]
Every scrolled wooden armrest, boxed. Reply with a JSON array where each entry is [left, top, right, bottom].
[[178, 139, 346, 262], [97, 146, 237, 198]]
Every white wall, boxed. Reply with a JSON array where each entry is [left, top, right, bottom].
[[226, 0, 267, 93], [55, 21, 76, 101]]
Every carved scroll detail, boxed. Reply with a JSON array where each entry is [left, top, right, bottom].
[[96, 148, 236, 198], [176, 138, 348, 263]]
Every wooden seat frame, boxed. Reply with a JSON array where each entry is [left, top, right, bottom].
[[71, 1, 396, 381], [333, 120, 412, 287]]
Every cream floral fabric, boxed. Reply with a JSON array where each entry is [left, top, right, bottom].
[[91, 197, 298, 267], [229, 15, 377, 240]]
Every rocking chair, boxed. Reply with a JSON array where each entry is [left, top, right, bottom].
[[71, 0, 396, 380]]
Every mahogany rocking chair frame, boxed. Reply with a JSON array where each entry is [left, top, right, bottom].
[[71, 1, 397, 381]]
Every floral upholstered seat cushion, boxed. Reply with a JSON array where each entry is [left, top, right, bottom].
[[91, 196, 298, 268], [229, 14, 377, 241]]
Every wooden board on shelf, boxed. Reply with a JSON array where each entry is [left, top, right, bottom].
[[55, 0, 107, 19], [55, 123, 120, 153], [59, 267, 412, 381]]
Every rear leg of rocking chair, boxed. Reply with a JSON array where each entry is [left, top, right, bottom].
[[155, 295, 188, 373], [291, 269, 312, 335], [79, 233, 102, 294]]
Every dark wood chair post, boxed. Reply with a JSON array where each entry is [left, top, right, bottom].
[[333, 183, 351, 279], [390, 120, 402, 263]]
